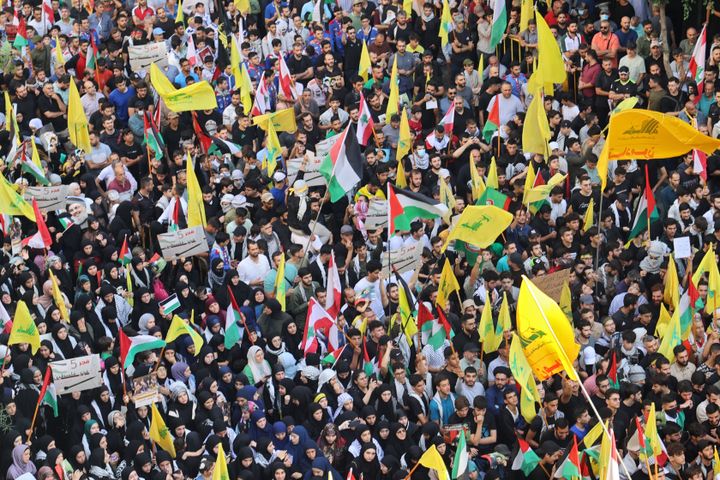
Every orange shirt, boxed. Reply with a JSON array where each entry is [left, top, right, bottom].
[[591, 32, 621, 68]]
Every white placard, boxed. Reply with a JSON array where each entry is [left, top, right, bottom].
[[286, 152, 326, 188], [128, 42, 168, 72], [381, 243, 422, 275], [23, 185, 69, 213], [364, 199, 388, 230], [50, 354, 103, 395], [314, 135, 341, 160], [673, 236, 692, 259], [157, 225, 208, 260]]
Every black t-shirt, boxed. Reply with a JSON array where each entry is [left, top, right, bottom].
[[38, 93, 67, 132], [231, 124, 258, 149], [449, 29, 473, 65], [570, 190, 594, 216], [595, 71, 618, 108], [286, 54, 313, 76]]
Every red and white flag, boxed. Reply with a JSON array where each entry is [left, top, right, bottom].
[[356, 93, 375, 146], [693, 149, 707, 182], [251, 77, 270, 116], [325, 250, 342, 318], [42, 0, 54, 23], [22, 198, 52, 249], [186, 35, 199, 66], [278, 54, 298, 100], [438, 104, 455, 135], [689, 24, 707, 103], [301, 298, 337, 355]]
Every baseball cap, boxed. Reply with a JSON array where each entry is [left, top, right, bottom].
[[579, 294, 594, 304], [341, 225, 354, 235], [618, 66, 629, 73], [549, 141, 560, 151], [152, 27, 164, 36], [261, 192, 274, 202], [273, 171, 286, 183]]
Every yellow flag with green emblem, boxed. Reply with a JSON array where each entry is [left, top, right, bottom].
[[150, 403, 176, 457], [262, 122, 282, 177], [436, 258, 460, 310], [397, 108, 412, 163], [68, 80, 91, 153], [166, 315, 204, 355], [0, 173, 35, 220], [213, 442, 230, 480], [386, 55, 399, 119], [442, 205, 513, 251], [509, 333, 540, 422], [9, 300, 40, 354], [185, 153, 206, 229], [274, 253, 287, 310], [479, 301, 501, 353]]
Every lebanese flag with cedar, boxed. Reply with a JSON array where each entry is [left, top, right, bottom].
[[22, 198, 52, 249], [689, 24, 707, 104], [325, 250, 342, 318], [693, 149, 707, 182], [278, 54, 298, 100], [356, 93, 375, 146]]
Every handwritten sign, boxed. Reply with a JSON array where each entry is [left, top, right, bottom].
[[286, 152, 326, 188], [381, 243, 422, 275], [50, 354, 103, 395], [364, 199, 388, 230], [128, 42, 168, 72], [23, 185, 68, 213], [157, 225, 207, 260], [314, 135, 341, 160], [535, 268, 571, 303]]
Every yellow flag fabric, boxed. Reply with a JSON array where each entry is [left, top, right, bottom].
[[175, 0, 184, 23], [437, 259, 460, 310], [611, 96, 639, 115], [68, 80, 91, 153], [3, 91, 11, 133], [9, 300, 40, 354], [150, 63, 218, 112], [262, 122, 282, 177], [655, 302, 672, 337], [479, 301, 502, 353], [498, 291, 512, 332], [239, 64, 253, 115], [442, 205, 513, 251], [53, 36, 64, 66], [438, 176, 455, 221], [48, 270, 69, 323], [397, 108, 412, 162], [185, 154, 206, 228], [166, 315, 204, 354], [519, 0, 533, 32], [234, 0, 250, 13], [522, 93, 551, 156], [213, 442, 230, 480], [150, 403, 176, 458], [402, 0, 412, 17], [396, 280, 418, 346], [599, 424, 613, 480], [582, 420, 604, 448], [714, 447, 720, 477], [274, 253, 286, 310], [560, 280, 573, 320], [253, 108, 298, 133], [657, 305, 681, 361], [692, 245, 720, 314], [664, 254, 680, 309], [486, 157, 499, 189], [470, 158, 486, 201], [527, 12, 567, 94], [359, 41, 372, 81], [0, 173, 35, 220], [524, 173, 566, 204], [509, 333, 540, 422], [230, 36, 243, 94], [522, 162, 535, 205], [599, 109, 720, 189], [583, 197, 594, 232], [643, 404, 663, 460], [516, 276, 580, 381], [386, 56, 399, 119], [417, 445, 450, 479], [439, 0, 452, 47]]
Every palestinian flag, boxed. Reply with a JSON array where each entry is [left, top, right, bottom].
[[627, 166, 660, 242], [119, 329, 166, 369], [86, 35, 98, 70], [322, 344, 347, 365], [13, 14, 28, 49], [554, 436, 581, 479], [388, 184, 448, 233], [319, 123, 363, 202], [210, 137, 242, 157], [421, 306, 454, 350], [301, 298, 336, 355], [191, 112, 212, 154], [58, 217, 73, 231], [362, 335, 377, 377], [483, 94, 500, 142], [451, 430, 469, 479], [38, 367, 58, 417], [511, 438, 541, 476], [119, 236, 131, 266], [608, 350, 619, 389], [477, 187, 511, 209], [356, 93, 375, 146], [143, 111, 164, 160], [225, 288, 244, 349], [21, 139, 50, 185], [21, 198, 52, 249]]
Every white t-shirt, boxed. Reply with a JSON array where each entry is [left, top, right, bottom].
[[354, 277, 385, 319], [237, 255, 271, 285]]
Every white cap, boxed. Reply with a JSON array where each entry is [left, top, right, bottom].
[[549, 141, 560, 151], [583, 346, 597, 366], [273, 171, 287, 182], [29, 118, 43, 130], [438, 168, 451, 179]]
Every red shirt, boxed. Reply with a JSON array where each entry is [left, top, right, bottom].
[[132, 5, 154, 21]]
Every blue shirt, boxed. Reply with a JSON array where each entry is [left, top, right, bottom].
[[429, 393, 455, 426], [108, 86, 136, 125], [614, 28, 638, 47], [173, 71, 199, 87]]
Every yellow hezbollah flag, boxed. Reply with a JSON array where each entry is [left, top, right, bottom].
[[166, 315, 204, 355], [394, 279, 418, 346], [478, 301, 502, 353], [692, 244, 720, 314], [560, 280, 572, 321], [150, 403, 176, 457], [262, 122, 282, 177], [439, 0, 452, 48], [0, 173, 35, 220], [213, 442, 230, 480], [583, 197, 594, 232], [438, 176, 455, 221], [509, 333, 541, 422], [522, 93, 551, 156], [239, 64, 254, 115], [655, 302, 672, 337], [582, 420, 604, 448], [524, 173, 566, 204], [396, 108, 412, 163], [53, 36, 65, 66], [230, 36, 243, 95], [498, 291, 512, 332], [599, 109, 720, 190], [437, 258, 460, 310], [359, 41, 372, 81], [234, 0, 250, 13], [274, 253, 286, 310], [442, 205, 513, 251], [9, 300, 40, 354], [522, 162, 535, 205], [470, 157, 486, 201], [150, 63, 217, 112], [253, 108, 298, 133], [48, 270, 69, 323], [527, 11, 566, 94], [642, 403, 663, 461], [185, 153, 206, 228], [486, 156, 499, 189], [386, 55, 399, 119], [516, 276, 580, 381], [417, 445, 449, 479], [664, 254, 679, 308], [175, 0, 184, 23], [657, 299, 682, 360], [519, 0, 533, 32], [68, 80, 91, 153], [402, 0, 412, 17]]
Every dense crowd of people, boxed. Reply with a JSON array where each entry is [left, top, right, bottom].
[[0, 0, 719, 478]]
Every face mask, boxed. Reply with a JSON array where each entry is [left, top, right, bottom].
[[416, 148, 425, 156], [577, 9, 585, 15], [600, 14, 609, 21]]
